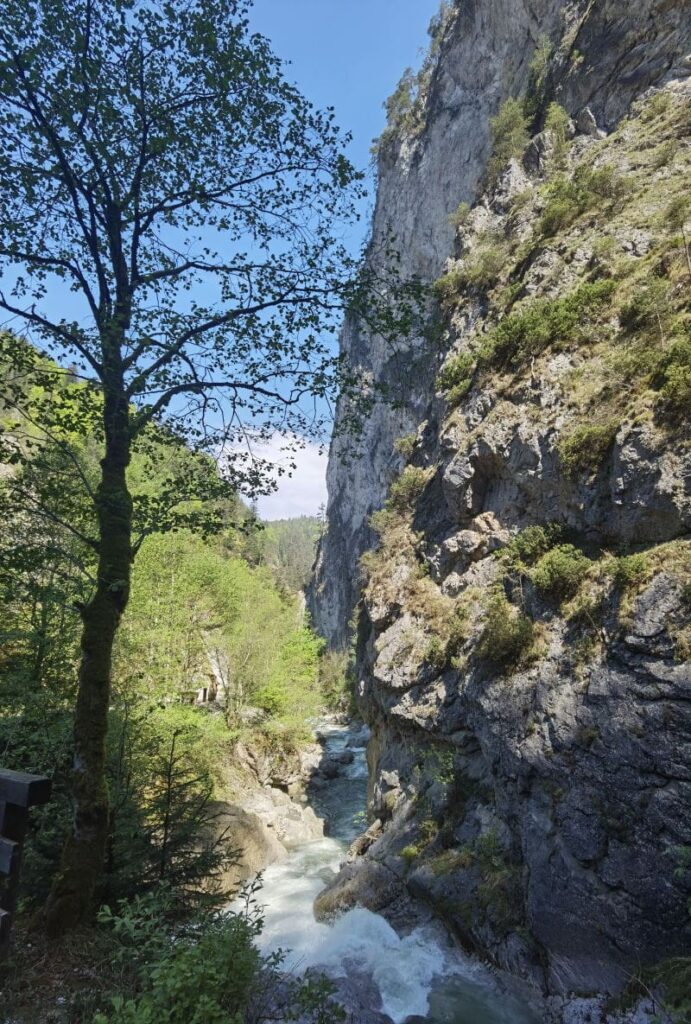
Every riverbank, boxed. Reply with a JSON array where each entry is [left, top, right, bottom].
[[239, 720, 663, 1024], [244, 721, 547, 1024]]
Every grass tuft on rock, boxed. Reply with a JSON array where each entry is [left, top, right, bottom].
[[557, 422, 618, 478]]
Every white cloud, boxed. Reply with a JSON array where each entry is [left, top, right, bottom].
[[238, 433, 328, 521]]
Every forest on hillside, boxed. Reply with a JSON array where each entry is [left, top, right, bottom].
[[0, 336, 347, 1018]]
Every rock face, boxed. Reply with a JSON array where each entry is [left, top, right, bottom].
[[309, 0, 691, 648], [311, 0, 691, 1004]]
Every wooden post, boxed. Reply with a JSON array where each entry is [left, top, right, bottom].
[[0, 770, 51, 955]]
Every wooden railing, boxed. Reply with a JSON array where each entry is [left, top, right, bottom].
[[0, 770, 51, 954]]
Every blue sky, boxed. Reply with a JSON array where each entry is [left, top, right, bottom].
[[249, 1, 441, 193], [248, 0, 441, 519]]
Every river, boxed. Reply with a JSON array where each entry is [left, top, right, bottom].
[[253, 723, 541, 1024]]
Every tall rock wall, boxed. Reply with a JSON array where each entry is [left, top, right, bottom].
[[311, 0, 691, 1008], [309, 0, 690, 647]]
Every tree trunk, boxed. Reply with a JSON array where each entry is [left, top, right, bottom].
[[44, 381, 132, 936]]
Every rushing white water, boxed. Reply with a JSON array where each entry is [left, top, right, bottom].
[[249, 724, 540, 1024]]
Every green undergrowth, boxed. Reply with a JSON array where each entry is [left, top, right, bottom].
[[89, 887, 341, 1024], [557, 422, 619, 477], [538, 164, 628, 236], [472, 531, 691, 673], [435, 350, 475, 403], [531, 544, 592, 604], [431, 830, 523, 937]]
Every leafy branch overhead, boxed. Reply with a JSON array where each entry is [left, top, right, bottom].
[[0, 0, 419, 476]]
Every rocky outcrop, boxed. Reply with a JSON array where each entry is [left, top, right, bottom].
[[311, 0, 691, 1007]]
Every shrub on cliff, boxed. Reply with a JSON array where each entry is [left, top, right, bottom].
[[501, 523, 564, 571], [531, 544, 591, 603], [524, 35, 552, 119], [388, 466, 431, 513], [487, 98, 530, 181], [436, 351, 476, 403], [620, 279, 673, 341], [543, 102, 571, 169], [539, 164, 627, 235], [460, 231, 512, 290], [481, 279, 616, 369], [657, 336, 691, 420], [477, 592, 535, 670], [611, 553, 650, 591]]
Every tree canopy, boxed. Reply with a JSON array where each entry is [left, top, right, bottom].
[[0, 0, 424, 932], [0, 0, 373, 480]]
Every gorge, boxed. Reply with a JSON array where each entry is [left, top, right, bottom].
[[309, 0, 691, 1016], [0, 1, 690, 1021]]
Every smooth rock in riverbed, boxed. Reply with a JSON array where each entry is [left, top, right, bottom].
[[242, 786, 324, 848], [206, 801, 286, 890]]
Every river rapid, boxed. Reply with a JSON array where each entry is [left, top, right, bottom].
[[253, 723, 541, 1024]]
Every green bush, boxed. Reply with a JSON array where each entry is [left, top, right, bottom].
[[539, 179, 581, 236], [620, 279, 673, 339], [460, 231, 511, 289], [94, 891, 340, 1024], [477, 592, 535, 670], [424, 635, 447, 669], [557, 422, 618, 477], [487, 98, 530, 181], [543, 102, 571, 168], [472, 831, 523, 935], [448, 201, 471, 229], [501, 523, 563, 569], [317, 651, 353, 712], [433, 231, 510, 302], [433, 266, 466, 305], [612, 553, 649, 590], [539, 164, 627, 236], [664, 194, 690, 235], [436, 350, 475, 403], [401, 844, 421, 864], [368, 507, 399, 538], [531, 544, 591, 603], [96, 914, 262, 1024], [482, 279, 615, 369], [377, 68, 417, 149], [641, 90, 671, 122], [652, 957, 691, 1023], [652, 138, 679, 170], [575, 163, 627, 202], [524, 35, 552, 118], [394, 433, 417, 460], [388, 466, 430, 513]]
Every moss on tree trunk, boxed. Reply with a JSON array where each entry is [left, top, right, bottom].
[[44, 383, 132, 936]]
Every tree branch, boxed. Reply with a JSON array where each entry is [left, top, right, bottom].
[[0, 292, 103, 375], [0, 245, 100, 322]]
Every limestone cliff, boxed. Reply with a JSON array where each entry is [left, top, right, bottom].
[[311, 0, 691, 1009], [310, 0, 691, 648]]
